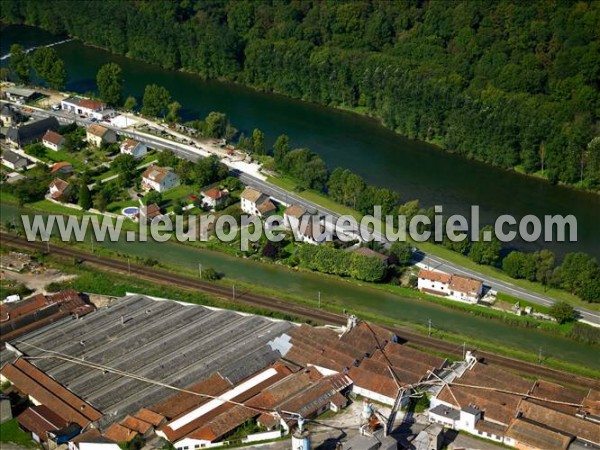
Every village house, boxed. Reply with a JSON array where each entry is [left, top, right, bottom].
[[283, 204, 307, 229], [69, 429, 121, 450], [48, 177, 71, 201], [141, 166, 179, 192], [240, 187, 276, 218], [201, 188, 229, 209], [42, 130, 65, 151], [1, 150, 29, 171], [1, 104, 17, 126], [417, 269, 483, 303], [120, 138, 147, 159], [86, 124, 117, 147], [6, 116, 60, 148], [61, 97, 106, 120], [138, 203, 162, 222], [50, 161, 74, 175], [4, 86, 38, 104]]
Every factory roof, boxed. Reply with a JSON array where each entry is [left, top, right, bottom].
[[8, 295, 293, 426]]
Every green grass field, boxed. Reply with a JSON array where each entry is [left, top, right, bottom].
[[0, 419, 38, 448], [268, 175, 597, 312]]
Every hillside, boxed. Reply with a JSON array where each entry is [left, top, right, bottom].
[[2, 0, 599, 188]]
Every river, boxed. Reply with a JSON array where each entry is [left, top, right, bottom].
[[1, 202, 598, 371], [1, 23, 599, 260]]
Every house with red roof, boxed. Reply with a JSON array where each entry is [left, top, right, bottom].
[[42, 130, 65, 151], [50, 161, 73, 175], [48, 177, 72, 201], [201, 188, 229, 209]]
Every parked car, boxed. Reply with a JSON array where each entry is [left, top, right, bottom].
[[52, 104, 61, 111]]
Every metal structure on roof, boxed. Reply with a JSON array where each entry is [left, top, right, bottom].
[[10, 295, 293, 426]]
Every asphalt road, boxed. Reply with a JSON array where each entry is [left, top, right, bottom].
[[9, 103, 600, 326]]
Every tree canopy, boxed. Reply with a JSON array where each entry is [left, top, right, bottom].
[[4, 0, 599, 188], [96, 63, 123, 105]]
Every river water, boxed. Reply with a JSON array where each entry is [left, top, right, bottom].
[[1, 202, 598, 371], [1, 24, 598, 258]]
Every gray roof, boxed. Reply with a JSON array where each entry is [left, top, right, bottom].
[[11, 295, 293, 427], [429, 404, 460, 420], [7, 117, 59, 147], [2, 150, 28, 165], [5, 87, 37, 98], [462, 405, 481, 415], [1, 105, 16, 118]]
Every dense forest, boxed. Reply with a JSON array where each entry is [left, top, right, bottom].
[[1, 0, 599, 188]]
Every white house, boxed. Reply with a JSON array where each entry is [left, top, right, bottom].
[[417, 269, 482, 303], [201, 188, 229, 209], [141, 166, 179, 192], [42, 130, 65, 151], [1, 150, 29, 171], [283, 204, 307, 229], [86, 124, 117, 147], [61, 97, 105, 120], [48, 177, 71, 200], [120, 138, 147, 159], [240, 187, 276, 218]]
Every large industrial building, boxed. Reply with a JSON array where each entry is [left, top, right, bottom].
[[1, 293, 599, 450]]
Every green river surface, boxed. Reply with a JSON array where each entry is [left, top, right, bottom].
[[2, 202, 598, 373]]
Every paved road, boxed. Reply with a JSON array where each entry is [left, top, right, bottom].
[[10, 103, 600, 326]]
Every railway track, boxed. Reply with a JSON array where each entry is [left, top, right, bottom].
[[2, 233, 598, 390]]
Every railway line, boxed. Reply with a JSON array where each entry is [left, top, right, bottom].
[[1, 232, 598, 390]]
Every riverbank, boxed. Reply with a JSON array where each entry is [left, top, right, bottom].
[[2, 235, 598, 381], [3, 24, 599, 260]]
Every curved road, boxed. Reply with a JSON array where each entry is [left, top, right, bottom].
[[9, 103, 600, 326]]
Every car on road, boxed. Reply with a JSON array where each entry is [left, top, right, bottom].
[[90, 118, 98, 122], [51, 104, 61, 111]]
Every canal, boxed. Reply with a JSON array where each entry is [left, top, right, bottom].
[[1, 24, 599, 259], [2, 202, 598, 371]]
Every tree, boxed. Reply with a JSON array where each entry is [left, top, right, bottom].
[[79, 183, 92, 210], [112, 154, 137, 186], [166, 101, 181, 123], [94, 190, 109, 212], [47, 58, 66, 90], [389, 241, 413, 266], [203, 112, 228, 138], [273, 134, 290, 166], [503, 251, 527, 279], [157, 149, 178, 167], [0, 67, 9, 81], [31, 47, 66, 90], [549, 301, 577, 324], [141, 84, 171, 117], [469, 226, 502, 266], [144, 190, 163, 206], [96, 63, 123, 105], [9, 44, 30, 83], [124, 95, 137, 112], [251, 128, 266, 155]]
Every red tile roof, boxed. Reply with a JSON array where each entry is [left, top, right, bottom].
[[449, 274, 483, 295], [87, 124, 110, 138], [103, 423, 138, 443], [1, 359, 97, 426], [348, 366, 399, 400], [134, 408, 165, 427], [505, 418, 573, 450], [120, 415, 152, 435], [50, 161, 73, 173], [202, 188, 228, 200], [42, 130, 64, 146], [418, 269, 451, 283], [17, 405, 67, 442]]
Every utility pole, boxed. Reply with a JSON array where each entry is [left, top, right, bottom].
[[198, 263, 202, 279], [128, 258, 131, 275], [428, 319, 432, 337], [462, 342, 466, 360], [233, 284, 236, 300], [538, 347, 543, 364], [318, 291, 321, 308]]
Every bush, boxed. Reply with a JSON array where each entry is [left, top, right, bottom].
[[548, 301, 577, 324], [201, 267, 221, 281]]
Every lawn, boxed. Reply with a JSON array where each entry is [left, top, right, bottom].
[[0, 419, 38, 448], [268, 175, 597, 311]]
